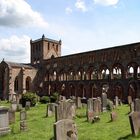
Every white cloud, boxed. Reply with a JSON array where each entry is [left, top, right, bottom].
[[75, 0, 87, 12], [0, 0, 48, 28], [0, 35, 30, 63], [65, 7, 73, 14], [93, 0, 119, 6]]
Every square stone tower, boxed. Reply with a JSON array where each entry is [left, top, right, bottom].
[[30, 34, 61, 64]]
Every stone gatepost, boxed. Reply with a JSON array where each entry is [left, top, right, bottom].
[[0, 106, 10, 136]]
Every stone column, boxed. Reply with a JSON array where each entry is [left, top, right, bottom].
[[21, 68, 26, 93]]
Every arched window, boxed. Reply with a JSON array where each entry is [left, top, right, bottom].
[[78, 71, 81, 80], [26, 77, 31, 91], [101, 68, 110, 79], [112, 64, 123, 79], [82, 71, 86, 80], [137, 66, 140, 78], [69, 71, 73, 80], [14, 77, 18, 92], [53, 71, 57, 81], [91, 71, 97, 80], [127, 66, 134, 78]]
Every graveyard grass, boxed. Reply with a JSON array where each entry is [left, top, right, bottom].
[[1, 102, 140, 140]]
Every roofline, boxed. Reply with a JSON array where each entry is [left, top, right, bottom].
[[30, 37, 61, 44], [43, 41, 140, 61]]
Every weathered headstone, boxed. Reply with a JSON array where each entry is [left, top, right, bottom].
[[134, 98, 140, 112], [87, 98, 94, 122], [20, 110, 27, 131], [129, 112, 140, 136], [59, 95, 66, 101], [128, 96, 132, 105], [11, 102, 17, 111], [46, 103, 56, 117], [0, 106, 10, 136], [8, 110, 15, 124], [130, 102, 134, 113], [110, 112, 117, 121], [114, 96, 119, 107], [54, 119, 78, 140], [76, 97, 82, 108], [101, 92, 107, 112], [107, 99, 114, 111], [55, 100, 75, 122], [25, 101, 31, 110], [17, 104, 22, 111], [20, 110, 27, 121], [93, 98, 101, 115]]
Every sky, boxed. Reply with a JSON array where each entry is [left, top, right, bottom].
[[0, 0, 140, 63]]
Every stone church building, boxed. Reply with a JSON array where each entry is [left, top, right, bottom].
[[0, 34, 140, 102]]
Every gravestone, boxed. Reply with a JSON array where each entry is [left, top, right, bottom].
[[76, 97, 82, 108], [130, 102, 134, 113], [69, 101, 76, 119], [46, 103, 56, 117], [0, 106, 10, 136], [17, 104, 22, 111], [129, 112, 140, 136], [93, 98, 102, 115], [11, 102, 17, 111], [8, 110, 15, 124], [55, 100, 75, 122], [59, 95, 66, 101], [107, 99, 114, 111], [101, 92, 107, 112], [54, 119, 78, 140], [118, 99, 122, 106], [114, 96, 119, 107], [110, 112, 117, 121], [128, 96, 132, 105], [134, 98, 140, 112], [25, 101, 31, 110], [20, 110, 27, 131], [87, 98, 94, 122]]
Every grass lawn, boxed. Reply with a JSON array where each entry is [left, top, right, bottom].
[[0, 101, 140, 140]]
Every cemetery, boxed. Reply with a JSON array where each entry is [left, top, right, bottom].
[[0, 94, 140, 140]]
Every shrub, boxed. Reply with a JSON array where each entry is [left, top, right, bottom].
[[50, 92, 59, 102], [20, 92, 38, 107], [40, 96, 50, 104]]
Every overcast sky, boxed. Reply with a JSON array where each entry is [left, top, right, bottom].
[[0, 0, 140, 63]]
